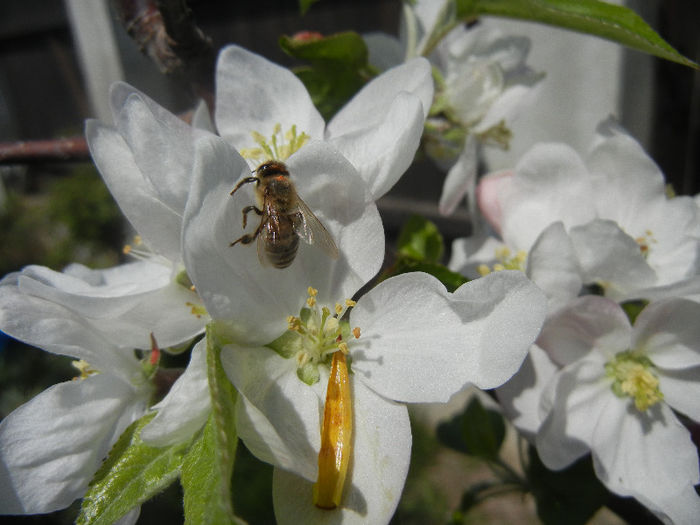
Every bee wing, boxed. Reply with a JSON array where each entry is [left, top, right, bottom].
[[256, 227, 271, 267], [293, 197, 339, 259], [255, 206, 274, 268]]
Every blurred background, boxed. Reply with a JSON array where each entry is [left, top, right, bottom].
[[0, 0, 698, 523]]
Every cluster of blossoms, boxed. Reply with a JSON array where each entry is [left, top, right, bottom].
[[0, 42, 547, 524], [364, 0, 542, 215], [450, 118, 700, 523], [1, 1, 698, 523]]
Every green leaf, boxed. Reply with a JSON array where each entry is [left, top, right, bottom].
[[181, 414, 246, 525], [527, 445, 608, 525], [181, 326, 243, 525], [621, 299, 648, 325], [436, 397, 506, 461], [77, 413, 191, 525], [299, 0, 320, 14], [279, 32, 376, 119], [454, 0, 697, 68], [397, 215, 444, 263]]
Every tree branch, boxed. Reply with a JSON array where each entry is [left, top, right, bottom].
[[112, 0, 215, 110], [0, 137, 89, 165]]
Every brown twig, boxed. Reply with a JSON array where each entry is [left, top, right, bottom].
[[0, 137, 89, 165], [112, 0, 216, 111]]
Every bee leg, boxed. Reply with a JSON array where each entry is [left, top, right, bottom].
[[230, 218, 266, 247], [241, 205, 263, 229], [230, 233, 257, 247], [230, 176, 259, 196]]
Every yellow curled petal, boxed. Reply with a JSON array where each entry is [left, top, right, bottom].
[[313, 350, 353, 510]]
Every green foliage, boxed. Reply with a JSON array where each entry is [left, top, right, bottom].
[[181, 413, 246, 525], [621, 299, 649, 325], [279, 31, 376, 120], [183, 326, 245, 525], [453, 0, 697, 68], [77, 413, 191, 525], [526, 445, 608, 525], [48, 166, 123, 248], [0, 166, 122, 276], [298, 0, 320, 15], [436, 396, 506, 461], [383, 215, 469, 292], [231, 444, 275, 524], [397, 215, 444, 263]]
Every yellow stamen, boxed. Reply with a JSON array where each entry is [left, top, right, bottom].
[[606, 351, 664, 411], [352, 327, 361, 339]]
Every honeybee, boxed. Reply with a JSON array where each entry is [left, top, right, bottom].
[[229, 160, 339, 269]]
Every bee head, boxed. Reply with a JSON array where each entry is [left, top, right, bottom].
[[256, 160, 290, 179]]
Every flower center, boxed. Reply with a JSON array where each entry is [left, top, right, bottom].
[[239, 123, 310, 164], [268, 286, 360, 385], [605, 350, 664, 411], [634, 229, 657, 259], [71, 359, 99, 380], [477, 247, 527, 276]]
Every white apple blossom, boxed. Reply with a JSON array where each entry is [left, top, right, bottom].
[[0, 269, 161, 521], [364, 0, 542, 215], [215, 44, 433, 200], [85, 81, 210, 346], [179, 131, 547, 524], [534, 295, 700, 525], [450, 119, 700, 305]]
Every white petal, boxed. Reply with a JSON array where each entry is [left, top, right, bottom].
[[657, 367, 700, 423], [448, 234, 505, 279], [526, 222, 582, 312], [0, 374, 145, 513], [0, 279, 141, 382], [496, 344, 559, 439], [13, 263, 205, 350], [473, 83, 538, 133], [631, 298, 700, 369], [214, 45, 325, 148], [328, 58, 432, 136], [630, 275, 700, 303], [141, 340, 210, 446], [537, 295, 631, 366], [184, 135, 382, 344], [591, 399, 700, 522], [587, 119, 666, 222], [535, 357, 609, 470], [192, 99, 215, 132], [17, 262, 169, 318], [86, 120, 182, 261], [438, 136, 477, 216], [114, 91, 195, 215], [350, 270, 546, 403], [271, 381, 411, 525], [501, 143, 595, 250], [569, 220, 657, 300], [221, 343, 322, 481], [475, 170, 512, 237], [329, 92, 425, 200], [638, 483, 700, 525]]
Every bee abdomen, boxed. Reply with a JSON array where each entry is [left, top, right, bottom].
[[267, 234, 299, 269]]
